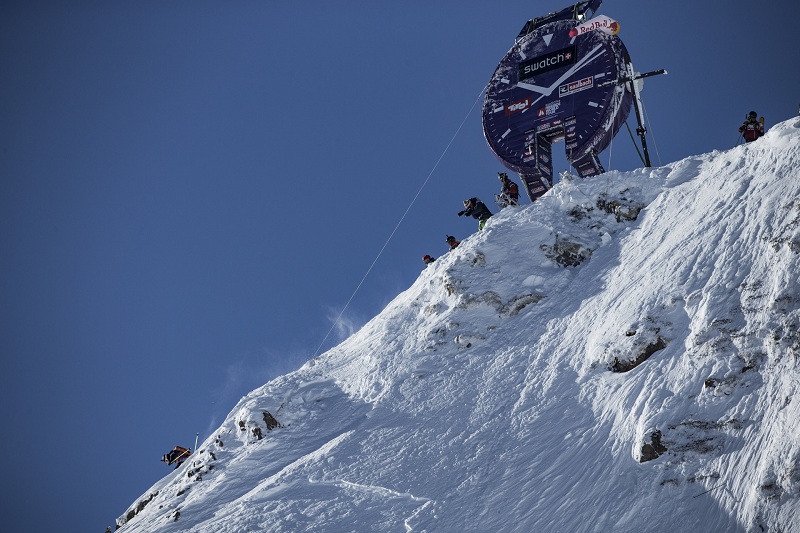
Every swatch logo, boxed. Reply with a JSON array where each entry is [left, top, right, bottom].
[[519, 45, 576, 81]]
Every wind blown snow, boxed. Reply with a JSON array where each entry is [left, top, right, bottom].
[[117, 119, 800, 532]]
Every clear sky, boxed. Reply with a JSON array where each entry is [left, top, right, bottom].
[[0, 1, 795, 531]]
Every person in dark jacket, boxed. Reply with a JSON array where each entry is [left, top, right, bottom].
[[738, 111, 764, 143], [496, 172, 520, 207], [162, 446, 191, 467], [458, 198, 492, 230], [422, 254, 435, 265], [445, 235, 460, 251]]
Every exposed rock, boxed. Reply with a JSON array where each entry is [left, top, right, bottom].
[[596, 193, 644, 222], [443, 275, 463, 296], [457, 291, 502, 311], [639, 430, 667, 463], [263, 410, 284, 430], [610, 336, 667, 373], [540, 236, 592, 267], [499, 293, 546, 317], [468, 251, 486, 267], [664, 419, 741, 457], [454, 333, 485, 349], [120, 492, 159, 527]]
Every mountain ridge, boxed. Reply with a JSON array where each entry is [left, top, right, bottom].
[[117, 118, 800, 532]]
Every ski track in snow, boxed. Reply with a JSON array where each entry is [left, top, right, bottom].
[[117, 119, 800, 532]]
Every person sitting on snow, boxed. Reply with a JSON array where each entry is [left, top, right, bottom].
[[422, 254, 435, 265], [496, 172, 520, 207], [445, 235, 460, 251], [458, 198, 492, 231], [738, 111, 764, 143]]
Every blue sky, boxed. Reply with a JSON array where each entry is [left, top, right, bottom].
[[0, 1, 795, 531]]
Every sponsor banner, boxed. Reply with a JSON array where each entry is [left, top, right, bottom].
[[568, 15, 620, 38], [536, 118, 563, 133], [575, 158, 600, 177], [543, 129, 564, 143], [559, 76, 594, 97], [519, 45, 576, 81], [505, 97, 534, 116], [536, 100, 561, 119], [564, 114, 577, 144], [523, 148, 536, 163]]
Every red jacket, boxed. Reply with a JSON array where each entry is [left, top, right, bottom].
[[739, 118, 764, 142]]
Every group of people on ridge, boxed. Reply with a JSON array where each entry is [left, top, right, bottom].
[[457, 172, 519, 231], [423, 172, 520, 265], [424, 109, 767, 266]]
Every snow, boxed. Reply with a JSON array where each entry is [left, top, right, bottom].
[[117, 119, 800, 532]]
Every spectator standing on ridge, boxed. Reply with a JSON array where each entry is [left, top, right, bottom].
[[458, 198, 492, 231], [738, 111, 764, 143], [496, 172, 520, 207]]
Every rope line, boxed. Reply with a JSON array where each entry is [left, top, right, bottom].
[[624, 120, 646, 165], [311, 86, 487, 358], [641, 101, 662, 165]]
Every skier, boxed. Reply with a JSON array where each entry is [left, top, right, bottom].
[[495, 172, 520, 207], [458, 198, 492, 231], [738, 111, 764, 143], [161, 446, 191, 467], [445, 235, 460, 251], [422, 254, 436, 265]]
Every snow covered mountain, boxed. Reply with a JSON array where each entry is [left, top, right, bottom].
[[116, 119, 800, 533]]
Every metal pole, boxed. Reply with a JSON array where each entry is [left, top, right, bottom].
[[627, 63, 651, 167], [194, 432, 199, 452], [597, 66, 666, 168]]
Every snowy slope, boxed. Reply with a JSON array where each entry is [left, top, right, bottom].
[[117, 119, 800, 533]]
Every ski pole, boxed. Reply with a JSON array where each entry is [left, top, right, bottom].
[[693, 482, 725, 498], [168, 447, 192, 465], [735, 116, 745, 146]]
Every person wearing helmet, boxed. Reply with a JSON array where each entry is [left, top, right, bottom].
[[457, 197, 493, 230], [445, 235, 460, 251], [738, 111, 764, 143], [422, 254, 435, 265], [496, 172, 520, 208]]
